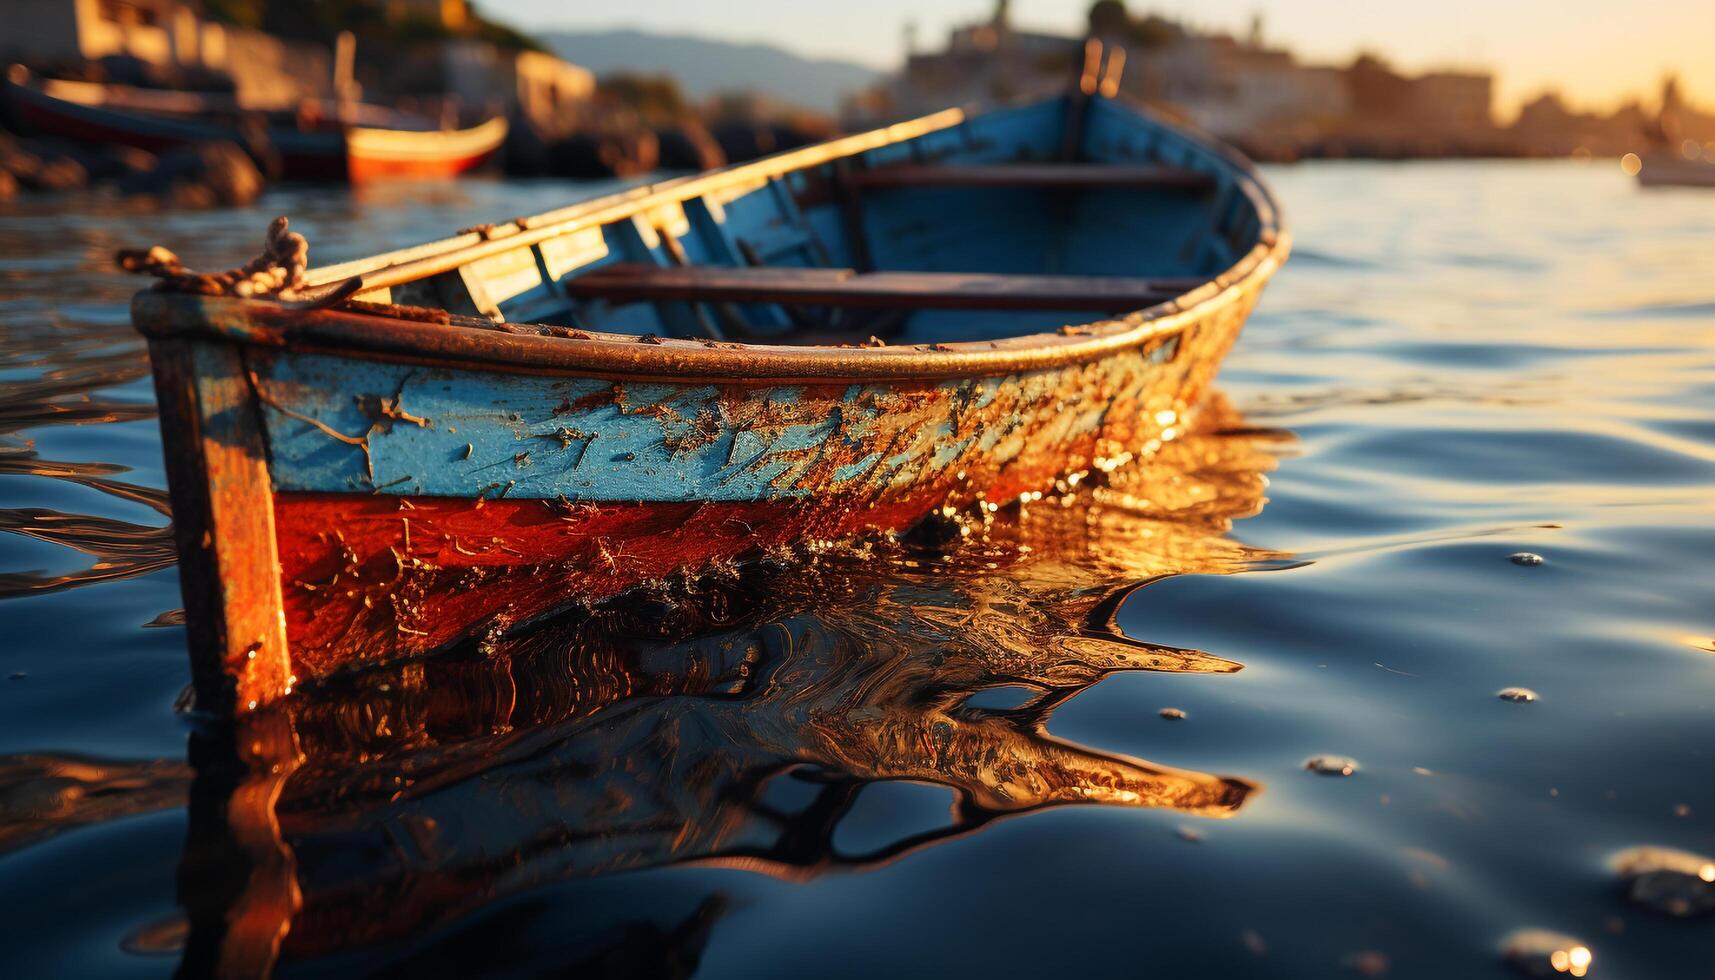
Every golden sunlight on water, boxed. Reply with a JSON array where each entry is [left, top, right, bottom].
[[2, 164, 1714, 976]]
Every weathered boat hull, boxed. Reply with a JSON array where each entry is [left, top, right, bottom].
[[134, 85, 1287, 713], [259, 298, 1245, 673], [139, 283, 1256, 682]]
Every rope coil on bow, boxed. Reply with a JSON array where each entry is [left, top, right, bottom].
[[117, 216, 361, 309]]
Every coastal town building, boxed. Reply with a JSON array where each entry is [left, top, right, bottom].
[[2, 0, 331, 105], [1108, 26, 1354, 139], [882, 16, 1082, 116], [385, 0, 468, 31], [851, 2, 1515, 159], [1, 0, 595, 136], [441, 43, 595, 137]]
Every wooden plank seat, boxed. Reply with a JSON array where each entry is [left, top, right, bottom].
[[564, 263, 1206, 311], [845, 163, 1217, 192]]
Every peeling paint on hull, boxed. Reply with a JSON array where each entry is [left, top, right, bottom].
[[267, 291, 1251, 672], [250, 338, 1187, 501]]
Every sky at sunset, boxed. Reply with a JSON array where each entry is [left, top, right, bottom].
[[492, 0, 1715, 117]]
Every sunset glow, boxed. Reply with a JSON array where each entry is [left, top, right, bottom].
[[494, 0, 1715, 116]]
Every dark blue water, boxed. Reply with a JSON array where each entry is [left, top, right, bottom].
[[2, 164, 1713, 977]]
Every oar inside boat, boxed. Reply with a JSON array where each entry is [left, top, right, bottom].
[[127, 77, 1287, 715]]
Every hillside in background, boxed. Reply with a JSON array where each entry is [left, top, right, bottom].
[[540, 29, 881, 113]]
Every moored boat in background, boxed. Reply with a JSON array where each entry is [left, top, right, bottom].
[[128, 49, 1288, 715], [1635, 150, 1715, 187], [4, 65, 506, 182]]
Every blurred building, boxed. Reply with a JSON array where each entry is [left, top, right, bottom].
[[1, 0, 594, 135], [1114, 26, 1352, 138], [852, 3, 1505, 159], [1509, 92, 1649, 156], [880, 8, 1081, 116], [441, 43, 594, 136], [2, 0, 330, 104], [1657, 76, 1715, 146], [7, 0, 193, 67], [1347, 55, 1491, 129], [385, 0, 468, 31]]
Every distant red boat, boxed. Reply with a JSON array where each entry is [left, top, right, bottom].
[[3, 65, 506, 182]]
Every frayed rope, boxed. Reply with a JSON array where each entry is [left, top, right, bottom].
[[117, 215, 310, 299], [116, 216, 363, 310]]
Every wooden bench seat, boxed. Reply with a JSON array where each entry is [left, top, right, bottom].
[[845, 163, 1217, 192], [564, 264, 1206, 311]]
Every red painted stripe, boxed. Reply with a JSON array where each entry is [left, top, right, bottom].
[[346, 147, 499, 182], [268, 369, 1164, 679], [273, 492, 942, 679]]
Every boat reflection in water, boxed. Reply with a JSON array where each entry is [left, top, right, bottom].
[[2, 398, 1290, 976]]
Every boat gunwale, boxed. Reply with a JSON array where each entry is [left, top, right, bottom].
[[131, 94, 1289, 384]]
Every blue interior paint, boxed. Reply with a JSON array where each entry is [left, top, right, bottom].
[[470, 94, 1259, 346]]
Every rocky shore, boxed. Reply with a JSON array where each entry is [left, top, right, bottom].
[[0, 130, 265, 207]]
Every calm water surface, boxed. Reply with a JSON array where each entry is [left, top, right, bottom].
[[1, 163, 1712, 977]]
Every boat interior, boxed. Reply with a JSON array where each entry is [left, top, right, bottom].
[[311, 94, 1276, 348]]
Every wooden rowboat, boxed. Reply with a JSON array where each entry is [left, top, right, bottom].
[[132, 81, 1288, 714], [4, 65, 507, 181]]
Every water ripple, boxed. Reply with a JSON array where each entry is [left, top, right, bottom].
[[0, 164, 1712, 977]]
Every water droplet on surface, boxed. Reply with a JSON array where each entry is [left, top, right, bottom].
[[1305, 755, 1359, 777], [1609, 846, 1715, 918], [1240, 929, 1268, 956], [1509, 552, 1545, 566], [1500, 929, 1592, 977], [1160, 707, 1187, 720], [1498, 687, 1538, 702], [1342, 950, 1391, 977]]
